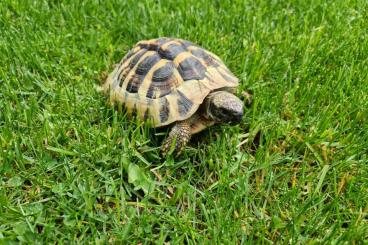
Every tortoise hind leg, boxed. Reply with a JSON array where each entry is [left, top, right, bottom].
[[161, 120, 191, 157]]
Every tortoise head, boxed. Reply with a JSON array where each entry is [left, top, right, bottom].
[[204, 91, 244, 124]]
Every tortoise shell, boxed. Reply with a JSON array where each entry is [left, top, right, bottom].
[[101, 37, 239, 127]]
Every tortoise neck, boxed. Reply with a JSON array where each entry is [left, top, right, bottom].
[[203, 91, 227, 121]]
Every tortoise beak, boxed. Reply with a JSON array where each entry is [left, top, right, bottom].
[[229, 111, 243, 125]]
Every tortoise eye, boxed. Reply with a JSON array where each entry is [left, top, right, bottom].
[[220, 108, 230, 116]]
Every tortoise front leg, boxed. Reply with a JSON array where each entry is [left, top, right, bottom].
[[161, 120, 191, 157]]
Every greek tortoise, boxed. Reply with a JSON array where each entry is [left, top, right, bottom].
[[100, 37, 243, 156]]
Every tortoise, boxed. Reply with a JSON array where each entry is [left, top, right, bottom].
[[100, 37, 244, 156]]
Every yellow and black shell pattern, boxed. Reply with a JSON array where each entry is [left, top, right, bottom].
[[101, 37, 239, 127]]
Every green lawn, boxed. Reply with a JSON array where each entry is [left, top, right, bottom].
[[1, 0, 368, 243]]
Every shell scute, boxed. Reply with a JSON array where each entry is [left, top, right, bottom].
[[159, 97, 170, 123], [136, 53, 161, 75], [190, 48, 219, 67], [152, 62, 175, 82], [138, 38, 171, 51], [128, 49, 148, 69], [126, 73, 144, 93], [177, 56, 206, 81], [159, 43, 186, 60], [179, 39, 197, 48], [177, 90, 193, 117]]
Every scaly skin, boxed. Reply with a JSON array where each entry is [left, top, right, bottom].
[[161, 119, 192, 157], [161, 91, 244, 157]]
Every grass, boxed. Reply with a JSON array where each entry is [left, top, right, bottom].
[[0, 0, 367, 243]]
